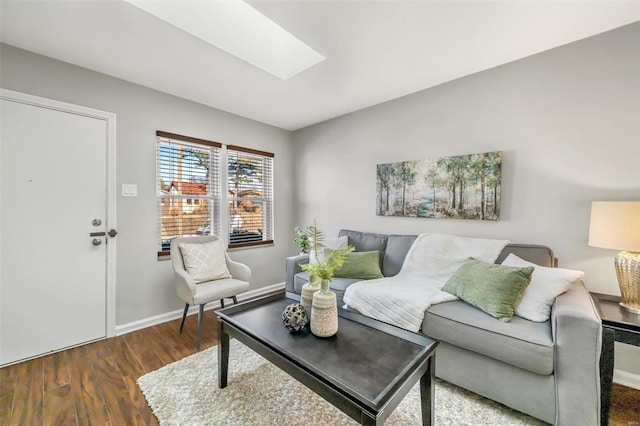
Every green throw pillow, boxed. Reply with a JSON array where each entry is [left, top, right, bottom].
[[442, 258, 534, 322], [331, 250, 384, 279]]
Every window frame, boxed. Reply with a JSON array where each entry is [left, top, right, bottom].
[[226, 145, 275, 249], [156, 131, 221, 257], [156, 131, 275, 256]]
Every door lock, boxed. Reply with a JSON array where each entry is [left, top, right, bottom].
[[92, 238, 103, 246]]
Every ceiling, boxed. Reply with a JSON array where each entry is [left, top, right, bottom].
[[1, 1, 639, 131]]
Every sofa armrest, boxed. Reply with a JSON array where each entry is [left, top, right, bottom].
[[285, 254, 309, 296], [552, 281, 602, 426]]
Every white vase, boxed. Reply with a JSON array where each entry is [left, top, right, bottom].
[[311, 279, 338, 338], [300, 280, 320, 317]]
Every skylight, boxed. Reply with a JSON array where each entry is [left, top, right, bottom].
[[124, 0, 325, 80]]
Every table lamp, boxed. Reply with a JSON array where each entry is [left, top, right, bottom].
[[588, 201, 640, 314]]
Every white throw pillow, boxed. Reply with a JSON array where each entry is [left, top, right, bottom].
[[501, 253, 584, 322], [179, 239, 232, 283], [309, 235, 348, 265]]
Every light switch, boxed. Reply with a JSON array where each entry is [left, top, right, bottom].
[[122, 184, 138, 197]]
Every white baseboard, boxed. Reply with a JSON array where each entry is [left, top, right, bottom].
[[614, 369, 640, 390], [115, 282, 285, 336]]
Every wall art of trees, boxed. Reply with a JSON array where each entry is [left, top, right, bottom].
[[376, 151, 502, 221]]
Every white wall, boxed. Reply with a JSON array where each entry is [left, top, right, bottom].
[[0, 44, 296, 326], [293, 23, 640, 382]]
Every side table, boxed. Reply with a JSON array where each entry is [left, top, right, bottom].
[[590, 292, 640, 426]]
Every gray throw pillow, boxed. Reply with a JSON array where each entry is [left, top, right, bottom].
[[442, 258, 534, 322]]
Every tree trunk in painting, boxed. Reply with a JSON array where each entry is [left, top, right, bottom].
[[451, 181, 456, 210], [385, 188, 390, 214], [479, 156, 486, 220]]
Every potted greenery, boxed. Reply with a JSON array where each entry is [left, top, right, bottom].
[[298, 221, 353, 337], [293, 226, 310, 254]]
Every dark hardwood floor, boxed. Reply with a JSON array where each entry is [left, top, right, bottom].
[[1, 309, 639, 425]]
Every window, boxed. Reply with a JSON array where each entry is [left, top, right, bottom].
[[156, 132, 274, 255], [156, 131, 221, 255], [227, 145, 274, 248]]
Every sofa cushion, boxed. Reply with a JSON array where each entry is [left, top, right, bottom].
[[338, 229, 387, 268], [442, 258, 534, 322], [310, 235, 347, 265], [293, 271, 361, 294], [424, 300, 554, 375], [502, 253, 584, 322], [293, 271, 361, 306], [332, 250, 384, 279], [293, 272, 309, 294], [383, 234, 417, 277]]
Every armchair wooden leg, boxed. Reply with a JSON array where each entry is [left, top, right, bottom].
[[232, 296, 238, 304], [197, 304, 204, 351], [220, 299, 225, 309], [179, 303, 189, 334]]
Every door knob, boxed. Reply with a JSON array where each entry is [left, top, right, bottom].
[[108, 229, 118, 237], [92, 238, 103, 246]]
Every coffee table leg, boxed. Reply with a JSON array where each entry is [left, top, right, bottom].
[[360, 412, 378, 425], [420, 355, 435, 426], [218, 319, 229, 388]]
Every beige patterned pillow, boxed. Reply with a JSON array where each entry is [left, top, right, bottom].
[[179, 240, 232, 283]]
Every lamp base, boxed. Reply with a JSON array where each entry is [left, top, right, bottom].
[[615, 251, 640, 315], [620, 302, 640, 314]]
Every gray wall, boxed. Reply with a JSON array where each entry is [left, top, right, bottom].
[[0, 44, 296, 326], [293, 23, 640, 378], [2, 22, 639, 380]]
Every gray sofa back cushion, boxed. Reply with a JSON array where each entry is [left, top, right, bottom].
[[384, 234, 417, 276], [340, 230, 557, 277], [338, 229, 388, 268]]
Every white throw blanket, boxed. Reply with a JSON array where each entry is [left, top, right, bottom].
[[343, 233, 510, 332]]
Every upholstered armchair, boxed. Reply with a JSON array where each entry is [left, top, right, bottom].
[[170, 235, 251, 350]]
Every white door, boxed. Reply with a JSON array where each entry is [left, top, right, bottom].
[[0, 93, 114, 366]]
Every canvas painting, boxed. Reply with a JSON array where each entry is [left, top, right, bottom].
[[376, 151, 502, 220]]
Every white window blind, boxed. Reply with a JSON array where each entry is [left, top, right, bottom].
[[227, 145, 274, 248], [156, 131, 221, 254]]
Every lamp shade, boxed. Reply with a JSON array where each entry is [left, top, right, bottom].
[[588, 201, 640, 252]]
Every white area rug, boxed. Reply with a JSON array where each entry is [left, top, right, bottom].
[[138, 339, 547, 425]]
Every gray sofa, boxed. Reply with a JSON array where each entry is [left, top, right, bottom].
[[285, 229, 602, 425]]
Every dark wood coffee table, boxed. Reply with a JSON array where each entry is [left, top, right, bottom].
[[216, 294, 437, 425]]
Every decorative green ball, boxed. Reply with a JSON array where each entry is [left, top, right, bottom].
[[282, 303, 308, 332]]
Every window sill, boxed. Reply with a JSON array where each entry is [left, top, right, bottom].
[[228, 240, 274, 250], [157, 240, 274, 259]]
